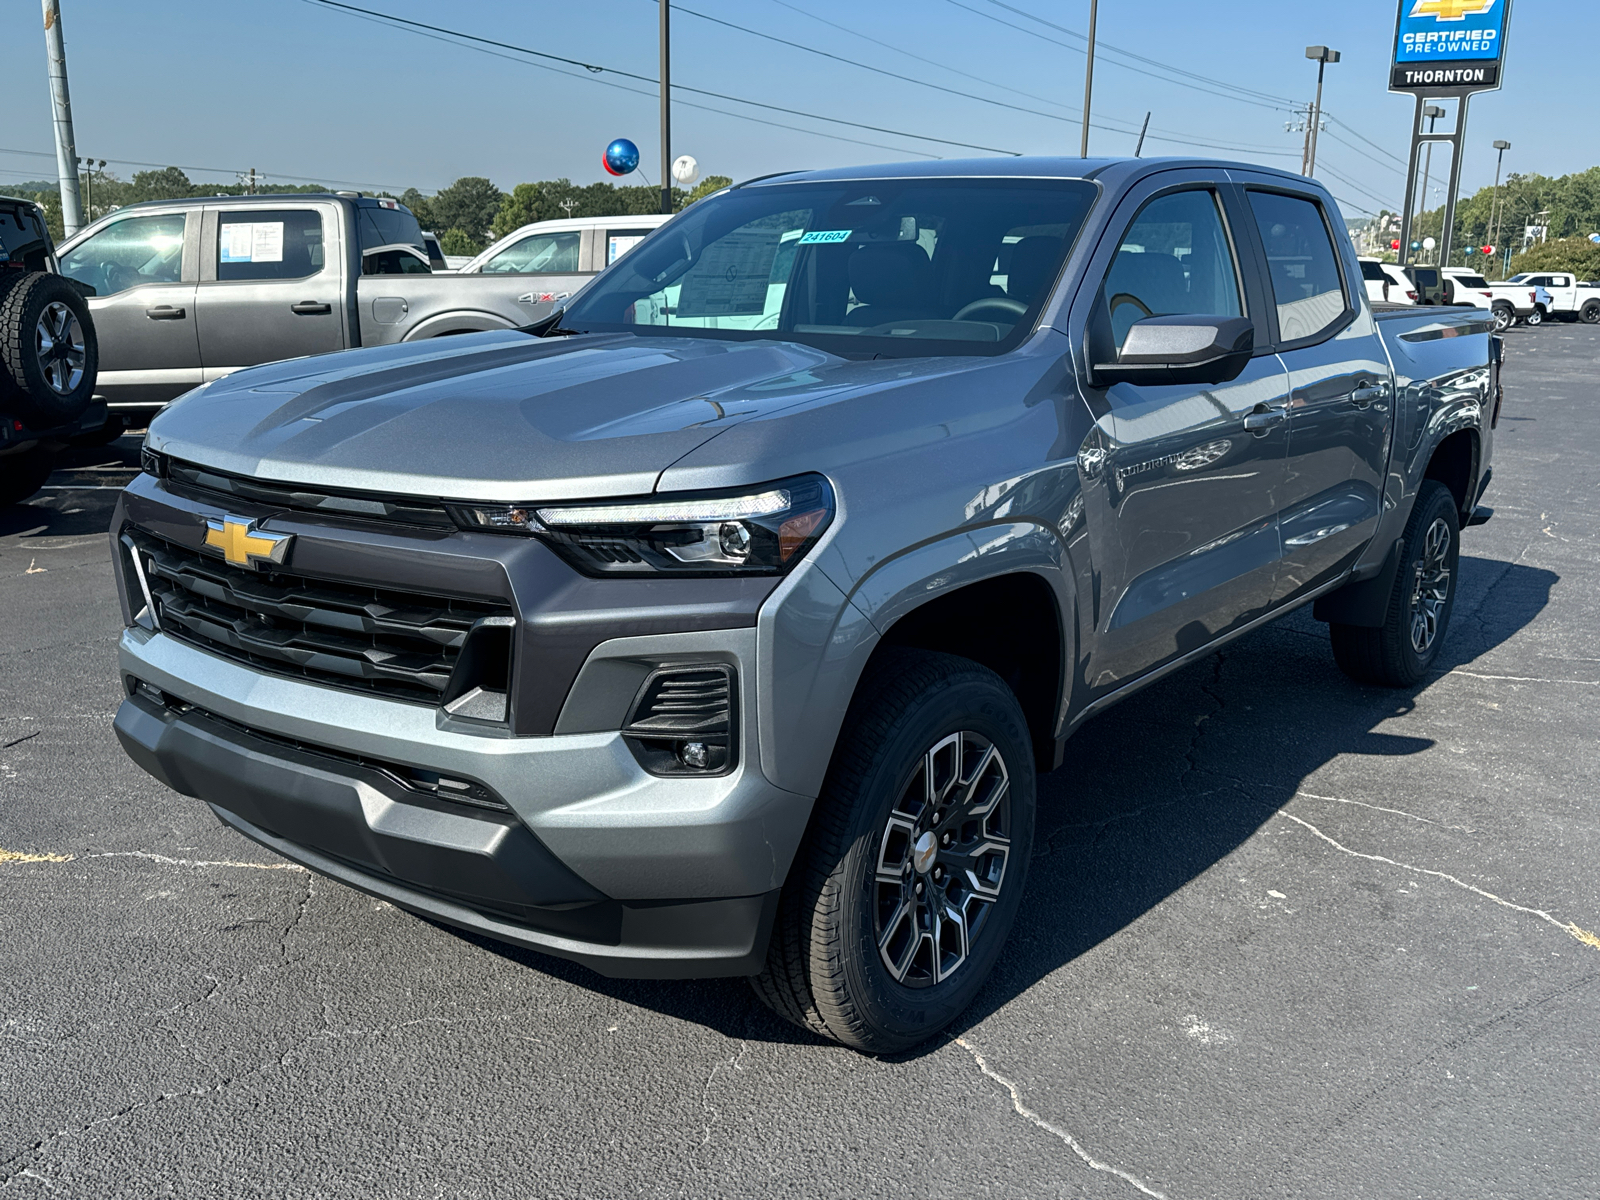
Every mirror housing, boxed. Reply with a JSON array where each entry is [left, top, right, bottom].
[[1092, 315, 1254, 387]]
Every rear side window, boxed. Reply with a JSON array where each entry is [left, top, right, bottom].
[[1099, 189, 1242, 349], [218, 209, 325, 282], [1455, 274, 1489, 289], [1247, 191, 1348, 342], [357, 205, 425, 252], [1359, 260, 1388, 281], [606, 228, 654, 266]]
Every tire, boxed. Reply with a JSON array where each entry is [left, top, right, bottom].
[[0, 444, 58, 507], [1581, 300, 1600, 324], [1491, 303, 1514, 333], [751, 649, 1036, 1054], [0, 272, 99, 427], [1524, 306, 1544, 327], [1330, 481, 1461, 687]]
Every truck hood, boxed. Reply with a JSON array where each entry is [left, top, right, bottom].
[[146, 331, 862, 502]]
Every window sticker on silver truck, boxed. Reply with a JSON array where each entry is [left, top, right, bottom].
[[220, 222, 284, 264]]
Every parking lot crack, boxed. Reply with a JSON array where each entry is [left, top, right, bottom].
[[1279, 811, 1600, 953], [699, 1040, 748, 1148], [952, 1036, 1167, 1198], [1294, 790, 1476, 832]]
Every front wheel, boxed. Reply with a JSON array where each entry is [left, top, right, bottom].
[[752, 649, 1036, 1053], [1330, 480, 1460, 687]]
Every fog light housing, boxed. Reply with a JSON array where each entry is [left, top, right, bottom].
[[621, 664, 736, 777]]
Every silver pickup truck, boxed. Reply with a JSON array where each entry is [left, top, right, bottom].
[[110, 158, 1500, 1053], [52, 193, 547, 419]]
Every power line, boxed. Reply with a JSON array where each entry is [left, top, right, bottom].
[[1323, 114, 1410, 170], [1314, 160, 1398, 211], [303, 0, 1017, 155], [0, 144, 412, 193]]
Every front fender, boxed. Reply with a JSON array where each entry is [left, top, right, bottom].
[[401, 310, 520, 340]]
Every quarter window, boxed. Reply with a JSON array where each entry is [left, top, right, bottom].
[[217, 209, 325, 282], [1100, 190, 1242, 350], [58, 213, 186, 297], [1247, 192, 1348, 342]]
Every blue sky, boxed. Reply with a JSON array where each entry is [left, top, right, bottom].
[[0, 0, 1588, 221]]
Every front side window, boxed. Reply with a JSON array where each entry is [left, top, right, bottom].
[[482, 231, 581, 274], [1099, 189, 1242, 350], [217, 209, 325, 282], [559, 178, 1098, 358], [1248, 191, 1348, 342], [59, 213, 186, 297]]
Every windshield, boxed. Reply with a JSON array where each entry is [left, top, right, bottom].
[[557, 177, 1098, 358]]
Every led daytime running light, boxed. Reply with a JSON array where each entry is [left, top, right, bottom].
[[536, 488, 792, 527]]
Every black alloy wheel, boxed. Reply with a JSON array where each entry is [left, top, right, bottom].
[[1581, 300, 1600, 324], [752, 649, 1036, 1053], [1329, 480, 1461, 687]]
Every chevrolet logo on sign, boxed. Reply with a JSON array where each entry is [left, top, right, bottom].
[[1410, 0, 1496, 18], [202, 515, 293, 570]]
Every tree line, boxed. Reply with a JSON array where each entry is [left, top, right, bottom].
[[1408, 165, 1600, 276], [10, 168, 733, 252]]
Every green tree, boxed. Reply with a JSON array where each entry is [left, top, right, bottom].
[[127, 167, 197, 204], [1505, 236, 1600, 278], [430, 177, 503, 249], [398, 187, 437, 231], [438, 228, 480, 257], [684, 175, 732, 206]]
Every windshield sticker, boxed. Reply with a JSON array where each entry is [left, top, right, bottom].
[[677, 226, 784, 316], [798, 230, 852, 245], [220, 222, 284, 264]]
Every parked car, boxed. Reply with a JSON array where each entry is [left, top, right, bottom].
[[1440, 267, 1493, 310], [111, 157, 1500, 1053], [0, 193, 107, 507], [1484, 279, 1549, 332], [454, 214, 673, 307], [1358, 256, 1416, 305], [1503, 272, 1600, 324], [51, 193, 560, 422]]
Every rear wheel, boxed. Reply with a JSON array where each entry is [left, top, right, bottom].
[[1524, 306, 1544, 327], [1581, 300, 1600, 324], [1491, 303, 1514, 333], [751, 649, 1035, 1053], [0, 445, 58, 507], [1330, 481, 1460, 687]]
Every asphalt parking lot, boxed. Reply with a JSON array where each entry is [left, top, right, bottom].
[[2, 324, 1596, 1200]]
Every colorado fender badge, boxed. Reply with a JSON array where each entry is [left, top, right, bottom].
[[202, 515, 293, 570]]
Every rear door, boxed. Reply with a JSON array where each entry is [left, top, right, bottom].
[[1234, 181, 1392, 604], [1070, 172, 1291, 690], [193, 202, 345, 377]]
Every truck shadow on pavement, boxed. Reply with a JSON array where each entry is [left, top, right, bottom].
[[452, 552, 1559, 1055]]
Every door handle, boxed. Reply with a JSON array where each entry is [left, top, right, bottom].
[[290, 301, 332, 315], [1243, 405, 1287, 433], [145, 305, 186, 320], [1349, 382, 1385, 409]]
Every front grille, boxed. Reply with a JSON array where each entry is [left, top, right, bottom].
[[159, 456, 456, 529], [126, 529, 511, 705]]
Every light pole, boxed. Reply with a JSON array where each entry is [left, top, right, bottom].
[[1489, 139, 1510, 265], [1080, 0, 1098, 157], [1303, 46, 1340, 177], [659, 0, 672, 215], [1418, 104, 1445, 261]]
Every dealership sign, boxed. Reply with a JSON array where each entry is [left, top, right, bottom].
[[1391, 0, 1509, 91]]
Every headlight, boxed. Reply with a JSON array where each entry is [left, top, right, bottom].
[[456, 474, 834, 576], [140, 445, 166, 478]]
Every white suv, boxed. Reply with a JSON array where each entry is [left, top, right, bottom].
[[1358, 257, 1416, 305]]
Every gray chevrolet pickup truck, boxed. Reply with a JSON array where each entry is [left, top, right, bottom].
[[109, 158, 1499, 1052], [52, 192, 547, 422]]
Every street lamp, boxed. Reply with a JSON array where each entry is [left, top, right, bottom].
[[1489, 139, 1511, 267], [1418, 104, 1446, 262], [1303, 46, 1340, 177]]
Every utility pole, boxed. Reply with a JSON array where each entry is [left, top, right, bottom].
[[249, 167, 257, 196], [1080, 0, 1097, 157], [1417, 104, 1445, 261], [42, 0, 83, 235], [1134, 111, 1150, 157], [1489, 139, 1510, 260], [1303, 46, 1340, 177], [659, 0, 672, 215]]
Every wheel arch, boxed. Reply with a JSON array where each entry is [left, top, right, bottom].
[[1423, 427, 1480, 521], [400, 309, 518, 340]]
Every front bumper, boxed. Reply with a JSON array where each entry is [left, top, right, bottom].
[[116, 624, 808, 978]]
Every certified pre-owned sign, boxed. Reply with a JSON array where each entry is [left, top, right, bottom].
[[1392, 0, 1510, 90]]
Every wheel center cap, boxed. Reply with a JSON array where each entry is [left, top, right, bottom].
[[912, 830, 938, 875]]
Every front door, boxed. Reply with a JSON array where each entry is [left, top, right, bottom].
[[55, 210, 201, 407], [1073, 180, 1291, 691], [1238, 187, 1393, 604], [194, 204, 345, 377]]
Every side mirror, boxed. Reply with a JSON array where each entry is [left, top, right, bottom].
[[1093, 315, 1254, 387]]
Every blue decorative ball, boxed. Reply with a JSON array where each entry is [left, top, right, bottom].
[[603, 138, 640, 177]]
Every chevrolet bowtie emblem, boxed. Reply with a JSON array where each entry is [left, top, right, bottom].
[[1410, 0, 1496, 19], [203, 515, 293, 569]]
